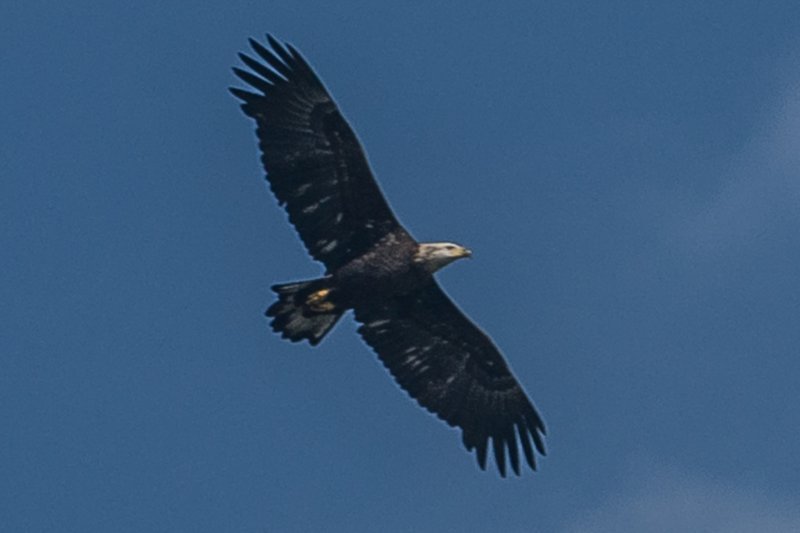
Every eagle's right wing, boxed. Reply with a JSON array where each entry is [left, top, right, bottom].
[[354, 281, 546, 477], [231, 35, 409, 273]]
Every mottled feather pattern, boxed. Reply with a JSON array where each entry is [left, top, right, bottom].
[[355, 283, 546, 476], [231, 35, 405, 272]]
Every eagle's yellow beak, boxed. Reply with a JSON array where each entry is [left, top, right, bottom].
[[459, 247, 473, 259]]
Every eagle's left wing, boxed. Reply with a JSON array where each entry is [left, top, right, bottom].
[[354, 282, 546, 476], [230, 36, 409, 273]]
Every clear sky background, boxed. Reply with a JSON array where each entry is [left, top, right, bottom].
[[3, 1, 800, 531]]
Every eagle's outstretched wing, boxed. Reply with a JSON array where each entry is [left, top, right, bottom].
[[354, 282, 546, 476], [230, 35, 408, 272]]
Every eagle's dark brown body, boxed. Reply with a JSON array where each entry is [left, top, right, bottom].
[[232, 35, 546, 476], [267, 228, 424, 346], [334, 229, 425, 300]]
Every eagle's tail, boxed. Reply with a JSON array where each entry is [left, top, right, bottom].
[[267, 278, 344, 346]]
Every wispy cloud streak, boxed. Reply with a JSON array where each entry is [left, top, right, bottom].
[[565, 461, 800, 533], [673, 68, 800, 255]]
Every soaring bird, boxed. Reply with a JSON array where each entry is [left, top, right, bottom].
[[231, 35, 546, 476]]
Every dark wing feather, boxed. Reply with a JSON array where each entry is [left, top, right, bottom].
[[354, 282, 546, 476], [231, 35, 408, 272]]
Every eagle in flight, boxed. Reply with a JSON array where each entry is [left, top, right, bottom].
[[231, 35, 546, 476]]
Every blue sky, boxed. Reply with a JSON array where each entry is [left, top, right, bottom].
[[3, 1, 800, 531]]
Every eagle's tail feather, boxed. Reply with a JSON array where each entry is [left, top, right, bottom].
[[267, 278, 343, 346]]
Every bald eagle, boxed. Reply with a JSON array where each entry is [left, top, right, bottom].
[[231, 35, 546, 476]]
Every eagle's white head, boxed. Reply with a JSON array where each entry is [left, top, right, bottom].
[[414, 242, 472, 273]]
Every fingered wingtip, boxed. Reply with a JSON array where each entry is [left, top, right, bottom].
[[266, 33, 281, 49]]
